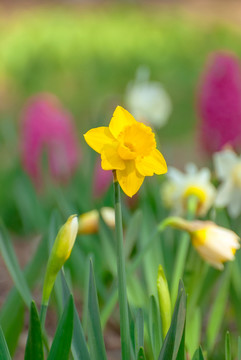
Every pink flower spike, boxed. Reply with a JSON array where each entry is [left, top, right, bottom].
[[93, 158, 112, 198], [197, 51, 241, 155], [21, 93, 81, 188]]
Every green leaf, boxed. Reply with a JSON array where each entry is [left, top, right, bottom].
[[192, 347, 204, 360], [135, 308, 144, 352], [61, 271, 90, 360], [158, 280, 186, 360], [47, 295, 74, 360], [125, 210, 142, 258], [148, 295, 162, 359], [207, 267, 230, 351], [0, 220, 32, 306], [238, 336, 241, 360], [0, 234, 48, 355], [137, 347, 146, 360], [225, 331, 231, 360], [0, 326, 11, 360], [88, 260, 107, 360], [99, 216, 116, 275], [24, 301, 44, 360], [186, 308, 201, 357]]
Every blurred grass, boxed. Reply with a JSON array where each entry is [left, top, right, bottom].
[[1, 5, 241, 143]]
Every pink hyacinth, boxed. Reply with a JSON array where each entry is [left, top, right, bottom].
[[93, 158, 112, 198], [21, 93, 80, 188], [197, 51, 241, 155]]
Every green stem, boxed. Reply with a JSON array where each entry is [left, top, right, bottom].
[[170, 196, 198, 306], [113, 172, 131, 360], [101, 224, 166, 328]]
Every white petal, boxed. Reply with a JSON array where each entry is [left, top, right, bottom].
[[213, 149, 238, 180], [198, 168, 211, 183], [228, 189, 241, 218], [215, 180, 233, 207], [185, 163, 197, 175], [167, 167, 184, 184]]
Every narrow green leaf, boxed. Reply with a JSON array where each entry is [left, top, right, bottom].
[[225, 331, 231, 360], [186, 308, 201, 357], [0, 234, 47, 355], [192, 347, 204, 360], [88, 260, 107, 360], [135, 308, 144, 351], [148, 295, 162, 359], [207, 267, 230, 351], [0, 326, 11, 360], [47, 295, 74, 360], [158, 280, 186, 360], [0, 220, 32, 306], [129, 305, 136, 356], [125, 210, 142, 258], [25, 301, 44, 360], [99, 216, 116, 275], [137, 347, 146, 360], [61, 271, 90, 360], [238, 336, 241, 360]]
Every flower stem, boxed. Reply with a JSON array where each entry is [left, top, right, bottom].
[[113, 172, 131, 360], [170, 195, 198, 306]]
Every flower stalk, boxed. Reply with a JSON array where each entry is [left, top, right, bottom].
[[113, 171, 131, 360]]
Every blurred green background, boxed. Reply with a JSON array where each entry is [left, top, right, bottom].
[[1, 3, 241, 151]]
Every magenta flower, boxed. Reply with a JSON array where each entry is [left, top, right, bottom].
[[21, 93, 80, 187], [93, 158, 112, 198], [197, 52, 241, 155]]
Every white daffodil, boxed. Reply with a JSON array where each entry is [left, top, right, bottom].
[[124, 66, 172, 128], [164, 217, 240, 270], [161, 163, 216, 216], [214, 148, 241, 218]]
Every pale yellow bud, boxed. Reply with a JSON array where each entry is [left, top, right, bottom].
[[42, 215, 78, 305], [163, 217, 240, 270], [78, 207, 115, 235]]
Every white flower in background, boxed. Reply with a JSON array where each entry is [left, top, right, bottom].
[[214, 148, 241, 218], [165, 217, 240, 270], [124, 66, 172, 128], [162, 163, 216, 216]]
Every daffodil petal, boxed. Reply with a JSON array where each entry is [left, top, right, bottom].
[[109, 106, 136, 139], [116, 161, 144, 197], [136, 149, 167, 176], [84, 127, 115, 153], [101, 144, 125, 170]]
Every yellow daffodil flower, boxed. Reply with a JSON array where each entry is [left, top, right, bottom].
[[163, 217, 240, 270], [84, 106, 167, 197]]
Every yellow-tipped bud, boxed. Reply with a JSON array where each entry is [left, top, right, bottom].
[[163, 217, 240, 270], [42, 215, 78, 305], [78, 207, 115, 235], [157, 265, 171, 338]]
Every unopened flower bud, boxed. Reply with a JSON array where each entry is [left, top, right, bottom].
[[42, 215, 78, 305], [78, 207, 115, 235]]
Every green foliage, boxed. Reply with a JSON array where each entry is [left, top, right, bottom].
[[24, 301, 44, 360], [47, 295, 74, 360], [0, 326, 11, 360], [158, 281, 186, 360], [88, 260, 107, 360]]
